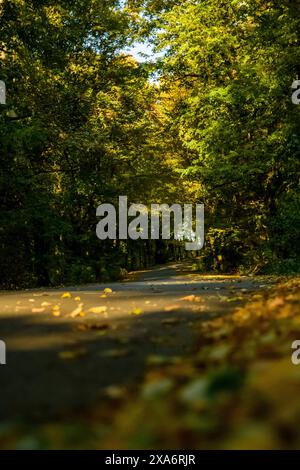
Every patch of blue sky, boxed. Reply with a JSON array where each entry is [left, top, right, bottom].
[[124, 41, 164, 62]]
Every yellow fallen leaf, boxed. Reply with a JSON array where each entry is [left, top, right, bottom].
[[104, 288, 113, 294], [70, 303, 84, 318], [32, 307, 45, 313], [100, 294, 107, 299], [52, 305, 61, 317], [61, 292, 71, 299], [41, 301, 51, 307], [180, 295, 203, 302], [131, 308, 143, 316], [88, 306, 108, 314], [164, 304, 180, 312], [74, 296, 81, 301]]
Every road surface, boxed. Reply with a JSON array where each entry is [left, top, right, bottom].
[[0, 262, 266, 422]]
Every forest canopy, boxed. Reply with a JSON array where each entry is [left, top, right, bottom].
[[0, 0, 299, 288]]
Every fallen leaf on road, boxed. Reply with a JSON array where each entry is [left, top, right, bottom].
[[52, 305, 61, 316], [88, 306, 108, 314], [31, 307, 45, 313], [191, 305, 206, 313], [164, 305, 180, 312], [74, 296, 81, 301], [104, 288, 113, 294], [41, 301, 51, 307], [61, 292, 72, 299], [70, 303, 85, 318], [180, 295, 203, 302], [131, 308, 143, 316]]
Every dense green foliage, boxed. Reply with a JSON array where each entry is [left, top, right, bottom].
[[137, 0, 300, 274], [0, 0, 299, 288]]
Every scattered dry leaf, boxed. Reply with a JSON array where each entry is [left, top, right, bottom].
[[70, 303, 85, 318], [88, 306, 108, 314], [180, 295, 203, 302], [131, 308, 143, 316], [104, 288, 113, 294], [61, 292, 72, 299], [164, 305, 180, 312], [52, 305, 61, 317]]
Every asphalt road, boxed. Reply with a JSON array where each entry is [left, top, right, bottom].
[[0, 262, 264, 422]]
